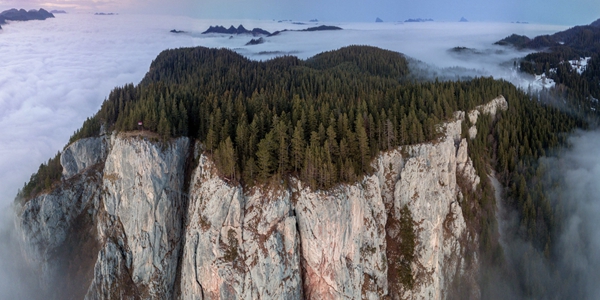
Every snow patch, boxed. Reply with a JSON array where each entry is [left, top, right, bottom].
[[568, 57, 591, 75]]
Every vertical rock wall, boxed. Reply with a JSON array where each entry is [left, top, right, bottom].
[[17, 96, 508, 300], [87, 135, 190, 299]]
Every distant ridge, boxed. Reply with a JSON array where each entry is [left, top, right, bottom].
[[376, 17, 383, 23], [245, 37, 265, 46], [268, 25, 342, 37], [0, 8, 54, 25], [404, 18, 434, 22], [201, 24, 342, 38], [494, 34, 531, 48], [459, 17, 468, 22], [495, 18, 600, 52], [50, 10, 66, 14], [202, 25, 270, 36]]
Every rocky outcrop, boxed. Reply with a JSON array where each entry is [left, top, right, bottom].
[[294, 176, 388, 299], [457, 139, 479, 190], [17, 168, 102, 279], [467, 95, 508, 139], [179, 154, 302, 299], [61, 137, 108, 179], [16, 96, 508, 299], [16, 141, 104, 298], [245, 37, 265, 46], [474, 95, 508, 119], [395, 119, 471, 299], [87, 135, 190, 299]]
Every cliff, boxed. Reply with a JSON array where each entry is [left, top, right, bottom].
[[15, 97, 507, 299]]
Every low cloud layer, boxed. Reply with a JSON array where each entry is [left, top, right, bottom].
[[549, 130, 600, 298], [494, 130, 600, 299]]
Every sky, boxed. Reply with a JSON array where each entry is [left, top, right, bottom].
[[0, 0, 599, 25]]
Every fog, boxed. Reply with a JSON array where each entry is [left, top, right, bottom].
[[0, 13, 572, 297], [553, 131, 600, 298], [0, 210, 45, 299], [492, 130, 600, 299]]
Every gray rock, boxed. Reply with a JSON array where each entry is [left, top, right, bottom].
[[179, 155, 303, 299], [16, 166, 103, 294], [61, 137, 108, 179], [17, 96, 509, 299], [90, 135, 190, 299]]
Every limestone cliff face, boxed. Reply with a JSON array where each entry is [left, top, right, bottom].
[[60, 137, 109, 179], [16, 97, 507, 300], [88, 135, 190, 299], [179, 153, 302, 299]]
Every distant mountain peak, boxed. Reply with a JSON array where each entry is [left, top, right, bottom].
[[494, 34, 531, 48], [245, 37, 265, 46], [404, 18, 434, 22], [376, 17, 383, 23], [268, 25, 342, 37], [0, 8, 54, 25], [202, 24, 271, 36], [459, 17, 468, 22]]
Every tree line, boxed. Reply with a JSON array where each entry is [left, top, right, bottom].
[[66, 46, 517, 190]]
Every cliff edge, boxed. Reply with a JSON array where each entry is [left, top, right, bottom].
[[16, 96, 507, 299]]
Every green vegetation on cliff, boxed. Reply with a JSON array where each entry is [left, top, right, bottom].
[[18, 152, 62, 200]]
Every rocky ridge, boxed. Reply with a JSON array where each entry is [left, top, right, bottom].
[[202, 25, 271, 36], [16, 96, 508, 299]]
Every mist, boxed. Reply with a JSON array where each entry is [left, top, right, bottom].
[[0, 209, 45, 299], [549, 130, 600, 298], [493, 129, 600, 299]]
